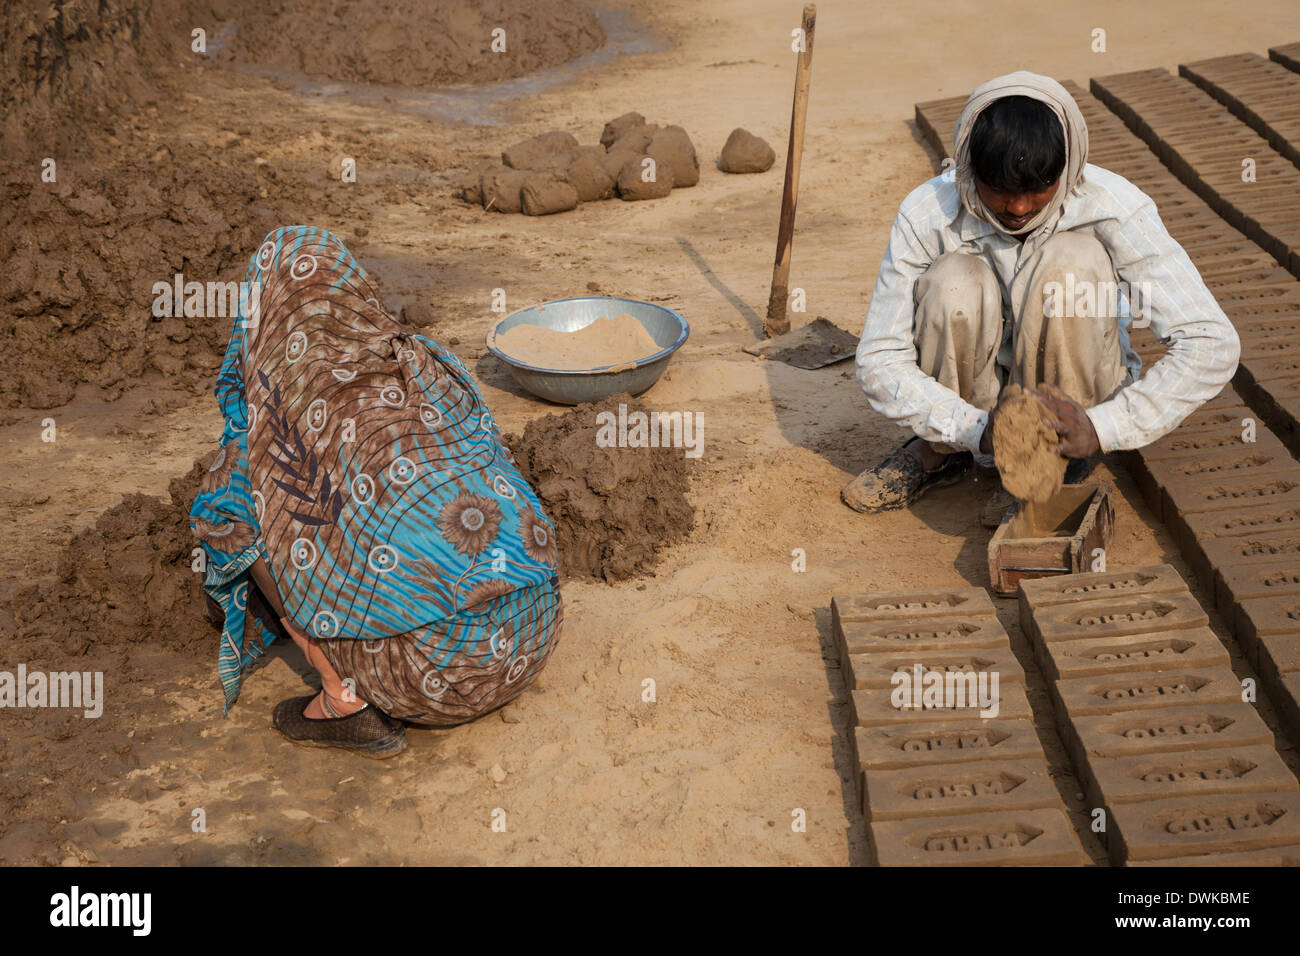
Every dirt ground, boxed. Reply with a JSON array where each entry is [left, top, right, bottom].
[[4, 0, 1300, 866]]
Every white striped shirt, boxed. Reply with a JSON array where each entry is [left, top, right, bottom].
[[855, 164, 1241, 455]]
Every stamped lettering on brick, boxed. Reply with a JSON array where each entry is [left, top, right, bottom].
[[1074, 603, 1172, 627], [1205, 479, 1300, 501], [1122, 715, 1233, 739], [1164, 804, 1286, 835], [879, 623, 980, 641], [1177, 455, 1277, 477], [1100, 675, 1207, 701], [1062, 573, 1157, 595], [922, 824, 1041, 852], [910, 771, 1025, 801], [1240, 535, 1300, 557], [1261, 570, 1300, 589], [1092, 638, 1194, 663], [1137, 756, 1258, 785], [898, 729, 1007, 752]]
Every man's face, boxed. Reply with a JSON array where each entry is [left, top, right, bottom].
[[974, 177, 1060, 232]]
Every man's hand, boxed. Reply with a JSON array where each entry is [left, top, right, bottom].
[[1030, 383, 1101, 458]]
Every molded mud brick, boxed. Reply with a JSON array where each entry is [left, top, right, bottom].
[[837, 617, 1009, 662], [1258, 634, 1300, 692], [1063, 703, 1273, 780], [1085, 745, 1297, 812], [862, 758, 1061, 822], [1163, 471, 1300, 517], [1039, 627, 1228, 682], [845, 646, 1024, 690], [831, 588, 996, 663], [853, 719, 1045, 775], [1186, 505, 1300, 587], [1127, 843, 1300, 865], [850, 681, 1032, 728], [1148, 449, 1296, 501], [1028, 591, 1208, 646], [1052, 667, 1245, 726], [1017, 565, 1186, 634], [1215, 560, 1300, 643], [1139, 425, 1289, 462], [1234, 596, 1300, 667], [1276, 673, 1300, 749], [870, 807, 1088, 866], [1180, 404, 1254, 429], [1108, 791, 1300, 865]]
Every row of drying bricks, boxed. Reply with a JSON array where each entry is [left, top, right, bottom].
[[1019, 565, 1300, 865], [832, 573, 1300, 865], [1126, 384, 1300, 686]]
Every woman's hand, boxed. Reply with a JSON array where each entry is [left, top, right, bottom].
[[1029, 383, 1101, 458]]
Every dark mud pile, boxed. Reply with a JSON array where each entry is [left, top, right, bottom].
[[219, 0, 606, 89], [0, 159, 274, 409], [0, 455, 216, 862], [506, 395, 695, 582], [11, 454, 214, 653]]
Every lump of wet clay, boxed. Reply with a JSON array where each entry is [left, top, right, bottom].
[[647, 125, 699, 187], [502, 131, 580, 170], [526, 152, 576, 175], [481, 167, 529, 213], [600, 145, 641, 180], [617, 157, 674, 200], [992, 384, 1067, 502], [719, 128, 776, 173], [600, 111, 646, 148], [521, 171, 579, 216], [609, 123, 659, 156], [564, 151, 616, 202]]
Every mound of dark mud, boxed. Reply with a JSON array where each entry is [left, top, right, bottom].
[[505, 394, 695, 582]]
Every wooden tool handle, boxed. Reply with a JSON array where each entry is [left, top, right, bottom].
[[765, 3, 817, 339]]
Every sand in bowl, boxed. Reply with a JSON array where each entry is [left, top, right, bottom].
[[493, 313, 661, 371], [992, 384, 1068, 522]]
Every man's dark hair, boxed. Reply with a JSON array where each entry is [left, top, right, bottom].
[[968, 95, 1065, 192]]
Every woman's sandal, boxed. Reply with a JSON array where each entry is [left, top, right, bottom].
[[271, 694, 407, 758]]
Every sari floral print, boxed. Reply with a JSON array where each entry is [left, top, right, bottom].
[[190, 226, 561, 720]]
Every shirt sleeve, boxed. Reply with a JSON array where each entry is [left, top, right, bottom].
[[1085, 199, 1240, 452], [856, 211, 990, 455]]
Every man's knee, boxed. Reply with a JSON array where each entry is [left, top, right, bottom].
[[914, 252, 998, 331]]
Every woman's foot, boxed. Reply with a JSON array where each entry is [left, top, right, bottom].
[[303, 689, 367, 719], [841, 437, 972, 513], [271, 695, 407, 758]]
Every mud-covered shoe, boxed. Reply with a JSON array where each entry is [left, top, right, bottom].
[[981, 487, 1018, 528], [272, 695, 407, 758], [841, 439, 972, 514]]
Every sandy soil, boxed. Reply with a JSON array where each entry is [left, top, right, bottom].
[[4, 0, 1300, 866]]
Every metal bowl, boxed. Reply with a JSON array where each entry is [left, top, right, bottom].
[[485, 296, 689, 405]]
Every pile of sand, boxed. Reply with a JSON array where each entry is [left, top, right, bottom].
[[463, 111, 700, 214], [992, 384, 1067, 501], [492, 314, 662, 370], [505, 394, 694, 581], [215, 0, 606, 90]]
